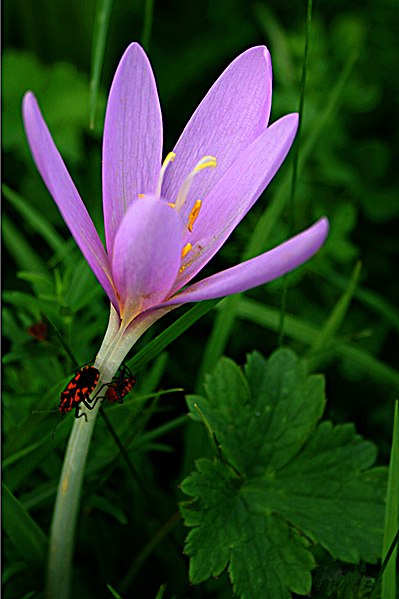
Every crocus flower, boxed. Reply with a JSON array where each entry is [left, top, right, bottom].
[[23, 43, 328, 369]]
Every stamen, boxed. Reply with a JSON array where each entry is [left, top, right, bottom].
[[138, 193, 145, 198], [193, 156, 217, 173], [187, 200, 202, 232], [156, 151, 176, 197], [174, 155, 216, 212], [181, 243, 193, 259]]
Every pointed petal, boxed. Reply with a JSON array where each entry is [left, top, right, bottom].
[[111, 197, 183, 321], [161, 46, 272, 204], [163, 218, 329, 305], [22, 92, 118, 307], [172, 113, 299, 292], [103, 43, 163, 256]]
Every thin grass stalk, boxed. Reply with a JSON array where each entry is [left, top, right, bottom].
[[278, 0, 313, 345]]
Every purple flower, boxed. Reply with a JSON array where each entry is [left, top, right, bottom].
[[23, 43, 328, 330]]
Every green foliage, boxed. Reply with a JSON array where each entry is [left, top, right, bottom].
[[2, 0, 398, 596], [181, 350, 386, 598], [2, 483, 48, 568], [381, 401, 399, 599], [3, 51, 104, 163]]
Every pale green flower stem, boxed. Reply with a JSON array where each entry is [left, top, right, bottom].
[[45, 305, 173, 599]]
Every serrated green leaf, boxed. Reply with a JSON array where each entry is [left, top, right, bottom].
[[228, 515, 314, 598], [181, 459, 314, 598], [181, 459, 242, 581], [181, 349, 387, 598], [187, 349, 325, 476], [246, 423, 385, 563]]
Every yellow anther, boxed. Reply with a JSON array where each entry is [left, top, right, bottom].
[[181, 242, 193, 259], [187, 199, 202, 232], [163, 151, 176, 168], [193, 156, 217, 173], [138, 193, 145, 198], [167, 202, 176, 208], [156, 151, 176, 197]]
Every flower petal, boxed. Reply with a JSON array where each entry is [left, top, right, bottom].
[[161, 46, 272, 204], [163, 218, 329, 305], [111, 197, 183, 321], [102, 43, 163, 256], [22, 92, 118, 307], [172, 113, 299, 293]]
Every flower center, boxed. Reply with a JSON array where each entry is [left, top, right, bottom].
[[155, 151, 217, 268]]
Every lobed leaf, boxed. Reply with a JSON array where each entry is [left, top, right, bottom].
[[181, 348, 387, 597]]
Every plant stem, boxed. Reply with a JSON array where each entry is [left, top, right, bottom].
[[45, 305, 173, 598], [46, 400, 101, 599], [45, 308, 133, 598]]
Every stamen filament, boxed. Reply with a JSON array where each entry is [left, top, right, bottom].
[[156, 151, 176, 197], [174, 155, 216, 211]]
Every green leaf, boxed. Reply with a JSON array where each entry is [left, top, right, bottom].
[[141, 0, 155, 51], [181, 459, 314, 598], [2, 214, 46, 276], [2, 184, 65, 252], [106, 583, 124, 599], [181, 349, 387, 598], [2, 482, 48, 567], [381, 401, 399, 599], [188, 350, 325, 476], [153, 584, 167, 599], [89, 0, 113, 129], [236, 298, 399, 388], [129, 299, 219, 373], [248, 423, 385, 563], [3, 50, 103, 162], [307, 261, 361, 367]]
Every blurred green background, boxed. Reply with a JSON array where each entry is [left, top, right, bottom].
[[2, 0, 399, 597]]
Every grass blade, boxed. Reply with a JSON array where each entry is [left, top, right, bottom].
[[278, 0, 313, 344], [129, 299, 220, 373], [89, 0, 113, 129], [318, 265, 399, 334], [382, 401, 399, 599], [3, 184, 64, 251], [236, 297, 399, 388], [141, 0, 155, 51], [307, 261, 362, 369], [2, 482, 48, 567], [2, 213, 46, 274]]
